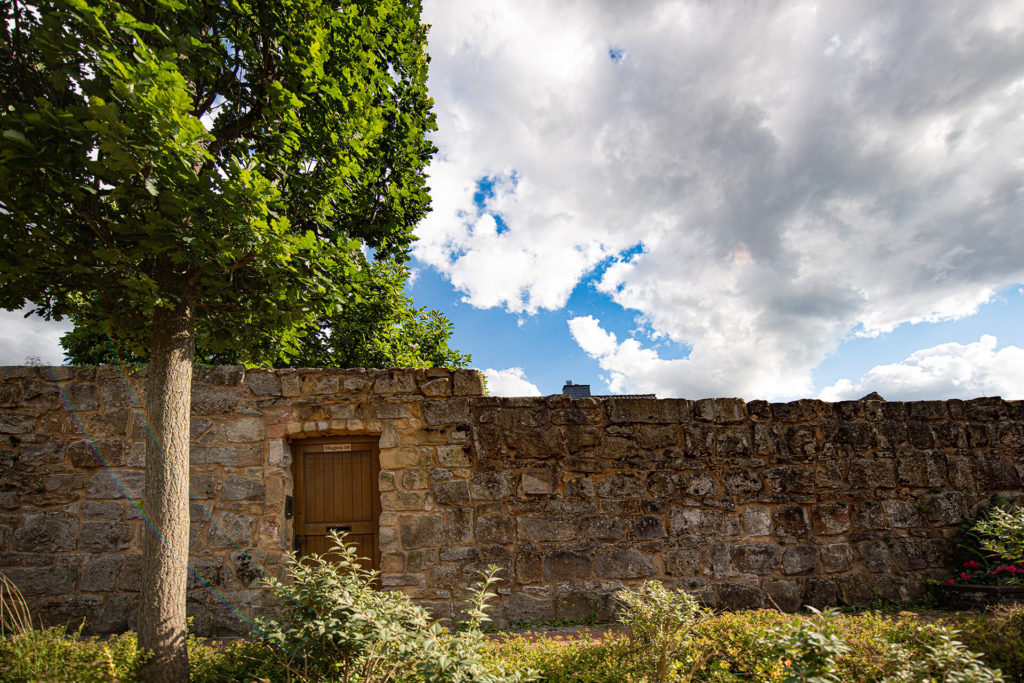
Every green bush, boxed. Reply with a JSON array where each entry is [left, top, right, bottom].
[[616, 581, 710, 682], [973, 506, 1024, 570], [0, 626, 143, 683], [255, 530, 534, 682]]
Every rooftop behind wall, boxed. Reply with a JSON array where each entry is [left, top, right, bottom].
[[0, 366, 1021, 634]]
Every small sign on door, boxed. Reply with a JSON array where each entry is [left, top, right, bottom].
[[323, 443, 352, 452]]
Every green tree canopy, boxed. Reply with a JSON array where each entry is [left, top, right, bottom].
[[62, 259, 472, 369], [0, 1, 438, 679]]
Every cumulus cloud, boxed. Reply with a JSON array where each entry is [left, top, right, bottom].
[[0, 308, 71, 365], [482, 367, 543, 396], [420, 0, 1024, 399], [819, 335, 1024, 401]]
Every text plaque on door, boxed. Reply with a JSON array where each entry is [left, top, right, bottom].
[[323, 443, 352, 452]]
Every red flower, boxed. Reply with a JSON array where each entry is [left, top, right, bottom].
[[961, 572, 970, 580]]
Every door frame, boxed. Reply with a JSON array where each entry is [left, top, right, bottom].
[[291, 435, 381, 571]]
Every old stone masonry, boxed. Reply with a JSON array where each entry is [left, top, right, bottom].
[[0, 365, 1022, 634]]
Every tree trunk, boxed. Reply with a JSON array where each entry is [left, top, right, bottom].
[[138, 261, 195, 683]]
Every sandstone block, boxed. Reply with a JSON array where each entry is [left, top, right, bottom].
[[381, 491, 433, 511], [374, 372, 417, 395], [763, 579, 801, 612], [220, 417, 265, 443], [594, 549, 656, 579], [629, 515, 667, 541], [45, 473, 84, 491], [82, 501, 123, 521], [717, 582, 762, 609], [399, 514, 444, 548], [521, 468, 554, 495], [380, 447, 426, 469], [434, 480, 470, 506], [191, 444, 263, 467], [437, 445, 471, 467]]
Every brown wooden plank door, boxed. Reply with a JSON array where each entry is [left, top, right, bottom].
[[292, 436, 380, 572]]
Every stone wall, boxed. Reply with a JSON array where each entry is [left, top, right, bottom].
[[1, 366, 1022, 634]]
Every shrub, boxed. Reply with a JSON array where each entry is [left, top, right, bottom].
[[769, 607, 850, 683], [255, 530, 534, 682], [616, 580, 710, 682], [973, 506, 1024, 570]]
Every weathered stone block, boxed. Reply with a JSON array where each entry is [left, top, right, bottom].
[[596, 474, 643, 499], [670, 509, 740, 537], [86, 470, 144, 499], [222, 475, 265, 501], [730, 544, 780, 575], [857, 540, 891, 573], [543, 550, 592, 581], [191, 444, 263, 467], [848, 459, 896, 489], [629, 515, 666, 541], [45, 473, 84, 491], [82, 501, 123, 520], [399, 514, 444, 548], [763, 579, 801, 612], [820, 543, 855, 573], [381, 491, 433, 511], [504, 593, 554, 623], [722, 468, 762, 494], [79, 522, 132, 552], [423, 398, 470, 426], [781, 546, 817, 575], [517, 516, 579, 543], [245, 371, 282, 396], [742, 506, 772, 536], [0, 413, 36, 433], [882, 499, 920, 528], [717, 582, 762, 609], [811, 504, 850, 535], [14, 511, 78, 552], [5, 567, 77, 595], [80, 555, 123, 592], [190, 386, 240, 414], [693, 398, 746, 424], [663, 548, 701, 576], [919, 491, 967, 527], [476, 515, 513, 544], [208, 513, 255, 547], [470, 472, 514, 500], [446, 507, 474, 545], [773, 505, 809, 537], [521, 468, 554, 495], [594, 549, 656, 578], [434, 480, 470, 506], [220, 417, 265, 443]]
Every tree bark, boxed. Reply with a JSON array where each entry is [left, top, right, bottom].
[[138, 259, 195, 683]]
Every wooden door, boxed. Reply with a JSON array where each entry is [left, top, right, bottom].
[[292, 436, 380, 571]]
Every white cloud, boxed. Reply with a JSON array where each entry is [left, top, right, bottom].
[[420, 0, 1024, 399], [482, 367, 543, 396], [819, 335, 1024, 401], [0, 308, 72, 366]]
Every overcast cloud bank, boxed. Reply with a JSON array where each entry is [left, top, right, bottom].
[[420, 0, 1024, 400]]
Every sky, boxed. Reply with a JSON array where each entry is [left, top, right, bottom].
[[3, 1, 1023, 402]]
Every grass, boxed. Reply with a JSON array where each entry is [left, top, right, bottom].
[[0, 607, 1019, 682]]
